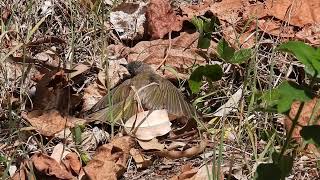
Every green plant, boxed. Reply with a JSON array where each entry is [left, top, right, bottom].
[[254, 41, 320, 180]]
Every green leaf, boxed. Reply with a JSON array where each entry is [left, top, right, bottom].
[[230, 48, 252, 63], [189, 66, 204, 93], [255, 163, 281, 180], [71, 125, 83, 145], [189, 65, 223, 93], [217, 39, 235, 61], [277, 41, 320, 77], [256, 81, 312, 113], [300, 125, 320, 147], [272, 152, 294, 178], [203, 17, 219, 33], [191, 16, 204, 33], [198, 34, 211, 49]]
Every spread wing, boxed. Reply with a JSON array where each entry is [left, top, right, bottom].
[[138, 76, 196, 118], [88, 79, 132, 113]]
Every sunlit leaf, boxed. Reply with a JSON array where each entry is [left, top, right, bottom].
[[255, 81, 312, 113], [277, 41, 320, 78]]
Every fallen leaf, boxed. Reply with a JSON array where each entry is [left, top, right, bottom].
[[50, 143, 71, 163], [83, 136, 134, 180], [129, 148, 152, 169], [265, 0, 320, 27], [97, 58, 128, 89], [22, 110, 86, 136], [296, 24, 320, 45], [62, 153, 82, 175], [285, 98, 320, 141], [124, 110, 172, 140], [69, 63, 90, 79], [146, 0, 183, 39], [127, 32, 208, 79], [31, 153, 74, 179], [82, 82, 106, 112], [285, 98, 320, 156], [189, 164, 224, 180], [213, 86, 242, 117], [137, 138, 165, 151], [110, 2, 147, 40], [171, 164, 198, 180]]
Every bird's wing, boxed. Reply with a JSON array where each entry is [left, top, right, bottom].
[[138, 76, 196, 118], [89, 79, 133, 113], [87, 96, 138, 123]]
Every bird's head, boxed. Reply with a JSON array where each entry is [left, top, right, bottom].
[[121, 61, 154, 76]]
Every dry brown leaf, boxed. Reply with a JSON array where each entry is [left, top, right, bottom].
[[285, 98, 320, 140], [124, 110, 172, 140], [158, 139, 207, 159], [296, 24, 320, 45], [171, 164, 198, 180], [69, 63, 90, 79], [137, 138, 165, 151], [97, 58, 128, 89], [31, 153, 74, 179], [62, 153, 82, 175], [265, 0, 320, 27], [22, 110, 86, 136], [146, 0, 183, 39], [82, 82, 106, 112], [31, 70, 82, 114], [285, 98, 320, 156], [127, 32, 208, 79], [129, 148, 152, 169], [188, 165, 224, 180], [257, 19, 295, 37], [83, 136, 134, 180]]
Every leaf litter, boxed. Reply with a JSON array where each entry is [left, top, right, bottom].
[[2, 0, 320, 179]]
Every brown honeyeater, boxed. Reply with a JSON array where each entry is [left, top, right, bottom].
[[86, 61, 196, 123]]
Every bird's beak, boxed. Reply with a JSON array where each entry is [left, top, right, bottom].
[[120, 63, 128, 68]]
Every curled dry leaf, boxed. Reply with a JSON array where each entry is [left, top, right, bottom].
[[124, 110, 172, 141], [22, 110, 86, 136], [157, 139, 207, 159], [110, 2, 147, 40], [83, 136, 134, 180], [146, 0, 183, 39], [31, 153, 74, 179], [129, 148, 152, 169]]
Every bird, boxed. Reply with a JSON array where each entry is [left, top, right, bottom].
[[86, 61, 196, 123]]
